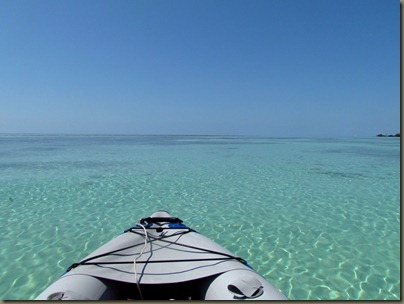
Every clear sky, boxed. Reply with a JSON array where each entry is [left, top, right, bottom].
[[0, 0, 400, 136]]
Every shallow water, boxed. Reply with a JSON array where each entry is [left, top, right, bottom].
[[0, 135, 400, 300]]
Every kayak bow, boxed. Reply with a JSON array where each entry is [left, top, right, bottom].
[[36, 210, 287, 300]]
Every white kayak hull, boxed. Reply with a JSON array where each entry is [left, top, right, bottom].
[[36, 211, 287, 300]]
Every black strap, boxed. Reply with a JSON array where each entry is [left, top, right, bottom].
[[140, 217, 183, 224], [67, 256, 242, 267]]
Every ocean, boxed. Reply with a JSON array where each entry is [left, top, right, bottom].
[[0, 135, 400, 300]]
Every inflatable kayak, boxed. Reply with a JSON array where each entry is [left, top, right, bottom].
[[36, 211, 287, 300]]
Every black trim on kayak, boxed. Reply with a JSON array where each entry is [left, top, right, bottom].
[[123, 226, 194, 233], [140, 217, 183, 224], [123, 217, 190, 232]]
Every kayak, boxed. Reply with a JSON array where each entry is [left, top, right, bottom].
[[36, 211, 287, 300]]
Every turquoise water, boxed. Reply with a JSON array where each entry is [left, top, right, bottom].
[[0, 135, 400, 300]]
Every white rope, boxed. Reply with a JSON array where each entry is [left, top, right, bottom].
[[134, 222, 149, 300]]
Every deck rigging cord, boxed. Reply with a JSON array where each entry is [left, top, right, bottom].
[[133, 221, 149, 300], [65, 228, 194, 272], [66, 230, 246, 270], [65, 217, 249, 300]]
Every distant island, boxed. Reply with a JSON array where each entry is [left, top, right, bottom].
[[376, 133, 400, 137]]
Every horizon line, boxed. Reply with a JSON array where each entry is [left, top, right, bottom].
[[0, 132, 396, 138]]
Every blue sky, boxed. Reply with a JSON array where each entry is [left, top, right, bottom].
[[0, 0, 400, 136]]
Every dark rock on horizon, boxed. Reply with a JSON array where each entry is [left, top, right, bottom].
[[376, 133, 400, 137]]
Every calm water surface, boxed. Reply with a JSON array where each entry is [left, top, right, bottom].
[[0, 135, 400, 300]]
